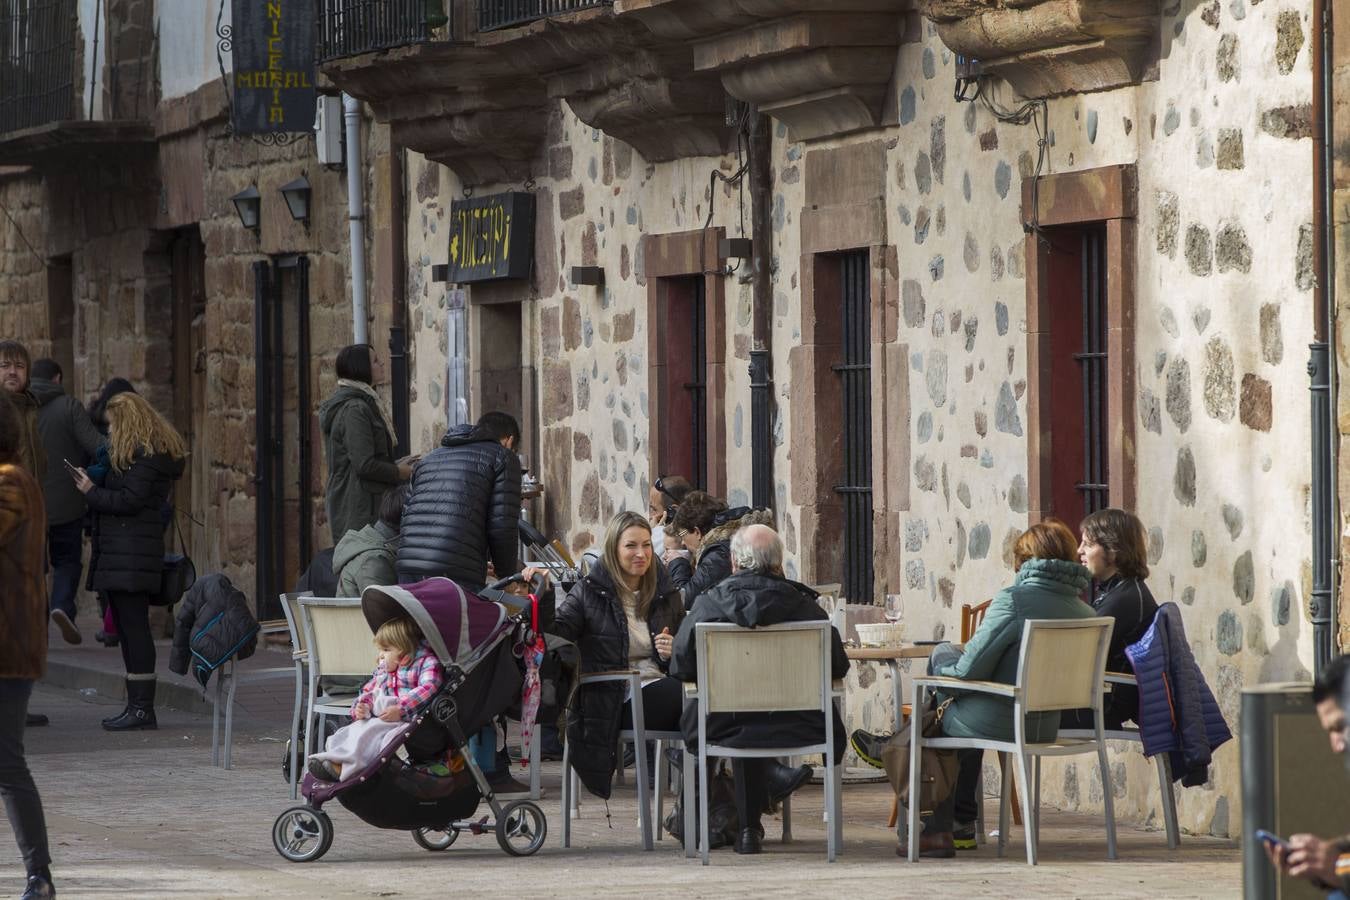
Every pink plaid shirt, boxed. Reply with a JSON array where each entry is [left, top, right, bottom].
[[352, 641, 445, 720]]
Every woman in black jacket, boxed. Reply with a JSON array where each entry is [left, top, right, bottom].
[[551, 511, 684, 799], [666, 492, 773, 610], [72, 392, 185, 730], [1062, 507, 1159, 730]]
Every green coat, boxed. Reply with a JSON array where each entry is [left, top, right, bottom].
[[334, 521, 398, 597], [936, 557, 1095, 743], [318, 386, 400, 542]]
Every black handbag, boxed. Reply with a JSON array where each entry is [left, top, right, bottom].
[[155, 512, 196, 607]]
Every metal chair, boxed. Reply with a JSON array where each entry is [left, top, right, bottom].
[[1058, 671, 1181, 849], [298, 596, 371, 765], [278, 591, 313, 797], [561, 670, 685, 850], [683, 620, 844, 864], [905, 617, 1117, 866]]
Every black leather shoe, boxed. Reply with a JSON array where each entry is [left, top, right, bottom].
[[94, 630, 120, 647], [734, 826, 763, 855], [764, 762, 813, 806], [21, 873, 55, 899], [25, 713, 48, 727]]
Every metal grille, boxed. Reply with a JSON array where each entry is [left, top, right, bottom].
[[684, 277, 708, 490], [318, 0, 437, 63], [479, 0, 611, 32], [1074, 228, 1109, 515], [0, 0, 75, 135], [832, 251, 874, 605]]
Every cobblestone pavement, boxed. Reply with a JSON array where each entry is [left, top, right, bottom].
[[3, 673, 1242, 899]]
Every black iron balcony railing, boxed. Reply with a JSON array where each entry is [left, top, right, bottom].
[[478, 0, 611, 32], [0, 0, 76, 135], [318, 0, 446, 64]]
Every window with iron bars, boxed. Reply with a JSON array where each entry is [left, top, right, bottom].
[[832, 250, 874, 605], [0, 0, 76, 135]]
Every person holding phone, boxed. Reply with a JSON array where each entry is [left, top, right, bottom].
[[1262, 656, 1350, 896]]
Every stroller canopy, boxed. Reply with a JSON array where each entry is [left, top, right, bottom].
[[362, 578, 512, 672]]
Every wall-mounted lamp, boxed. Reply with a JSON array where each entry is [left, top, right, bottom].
[[719, 237, 753, 260], [571, 265, 604, 287], [230, 185, 261, 233], [279, 175, 312, 225]]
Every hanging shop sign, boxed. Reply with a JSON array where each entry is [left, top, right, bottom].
[[231, 0, 317, 135], [445, 192, 536, 283]]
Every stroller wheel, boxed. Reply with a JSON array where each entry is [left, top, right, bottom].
[[272, 806, 333, 862], [413, 825, 459, 851], [495, 800, 547, 857]]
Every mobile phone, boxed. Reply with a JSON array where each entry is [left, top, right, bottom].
[[1255, 829, 1289, 852], [62, 458, 80, 474]]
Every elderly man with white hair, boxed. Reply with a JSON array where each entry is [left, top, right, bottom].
[[669, 522, 851, 854]]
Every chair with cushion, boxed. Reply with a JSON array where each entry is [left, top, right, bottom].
[[278, 591, 313, 797], [905, 617, 1116, 866], [683, 620, 844, 864]]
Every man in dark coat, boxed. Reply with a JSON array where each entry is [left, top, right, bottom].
[[670, 523, 850, 854], [30, 359, 103, 645], [0, 341, 45, 482], [396, 411, 521, 589], [396, 410, 523, 793]]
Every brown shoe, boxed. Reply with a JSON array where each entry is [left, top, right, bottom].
[[897, 831, 956, 859]]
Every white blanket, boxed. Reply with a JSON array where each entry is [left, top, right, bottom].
[[309, 692, 404, 779]]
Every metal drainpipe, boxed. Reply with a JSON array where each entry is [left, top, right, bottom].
[[748, 108, 775, 510], [1311, 0, 1338, 677], [344, 93, 369, 345]]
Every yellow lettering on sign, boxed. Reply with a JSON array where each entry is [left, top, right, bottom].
[[269, 106, 284, 124], [268, 2, 282, 18], [268, 37, 282, 54], [269, 53, 283, 72]]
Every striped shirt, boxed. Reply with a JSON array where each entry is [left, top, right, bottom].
[[353, 641, 445, 720]]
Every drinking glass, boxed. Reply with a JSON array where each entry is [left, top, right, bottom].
[[883, 593, 904, 624]]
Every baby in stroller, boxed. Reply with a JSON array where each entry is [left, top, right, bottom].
[[307, 617, 445, 783]]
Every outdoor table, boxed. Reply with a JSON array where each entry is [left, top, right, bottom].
[[845, 643, 958, 734]]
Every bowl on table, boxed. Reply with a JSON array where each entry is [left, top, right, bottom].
[[854, 622, 905, 647]]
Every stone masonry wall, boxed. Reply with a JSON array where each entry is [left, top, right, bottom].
[[0, 172, 48, 351], [398, 2, 1316, 839]]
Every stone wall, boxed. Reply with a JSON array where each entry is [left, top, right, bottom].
[[399, 1, 1316, 838], [0, 171, 48, 351]]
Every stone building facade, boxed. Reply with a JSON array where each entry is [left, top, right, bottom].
[[326, 0, 1330, 838], [0, 0, 1340, 841], [0, 1, 397, 611]]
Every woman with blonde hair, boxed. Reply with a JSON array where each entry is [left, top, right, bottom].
[[550, 511, 684, 799], [71, 391, 186, 730]]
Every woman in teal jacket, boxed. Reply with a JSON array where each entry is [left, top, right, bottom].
[[883, 518, 1094, 857]]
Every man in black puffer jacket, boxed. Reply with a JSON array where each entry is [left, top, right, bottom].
[[396, 411, 524, 795], [169, 574, 259, 688], [396, 411, 521, 590]]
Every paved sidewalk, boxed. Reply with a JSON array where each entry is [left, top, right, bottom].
[[5, 665, 1242, 899]]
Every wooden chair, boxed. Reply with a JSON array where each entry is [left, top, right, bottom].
[[905, 617, 1118, 865], [683, 621, 844, 864], [886, 598, 1002, 831]]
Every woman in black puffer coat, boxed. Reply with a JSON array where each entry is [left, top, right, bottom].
[[72, 392, 185, 731], [551, 511, 683, 799]]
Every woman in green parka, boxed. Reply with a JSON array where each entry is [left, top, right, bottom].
[[855, 517, 1095, 858], [318, 345, 411, 543]]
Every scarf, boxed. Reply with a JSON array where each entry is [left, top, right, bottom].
[[338, 378, 397, 446]]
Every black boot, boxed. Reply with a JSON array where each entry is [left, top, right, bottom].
[[734, 825, 764, 854], [21, 869, 55, 900], [103, 678, 156, 731], [763, 761, 813, 807]]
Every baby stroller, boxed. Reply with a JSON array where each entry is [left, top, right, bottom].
[[271, 575, 549, 862]]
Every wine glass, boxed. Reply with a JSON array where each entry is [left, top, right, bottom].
[[883, 593, 904, 625]]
